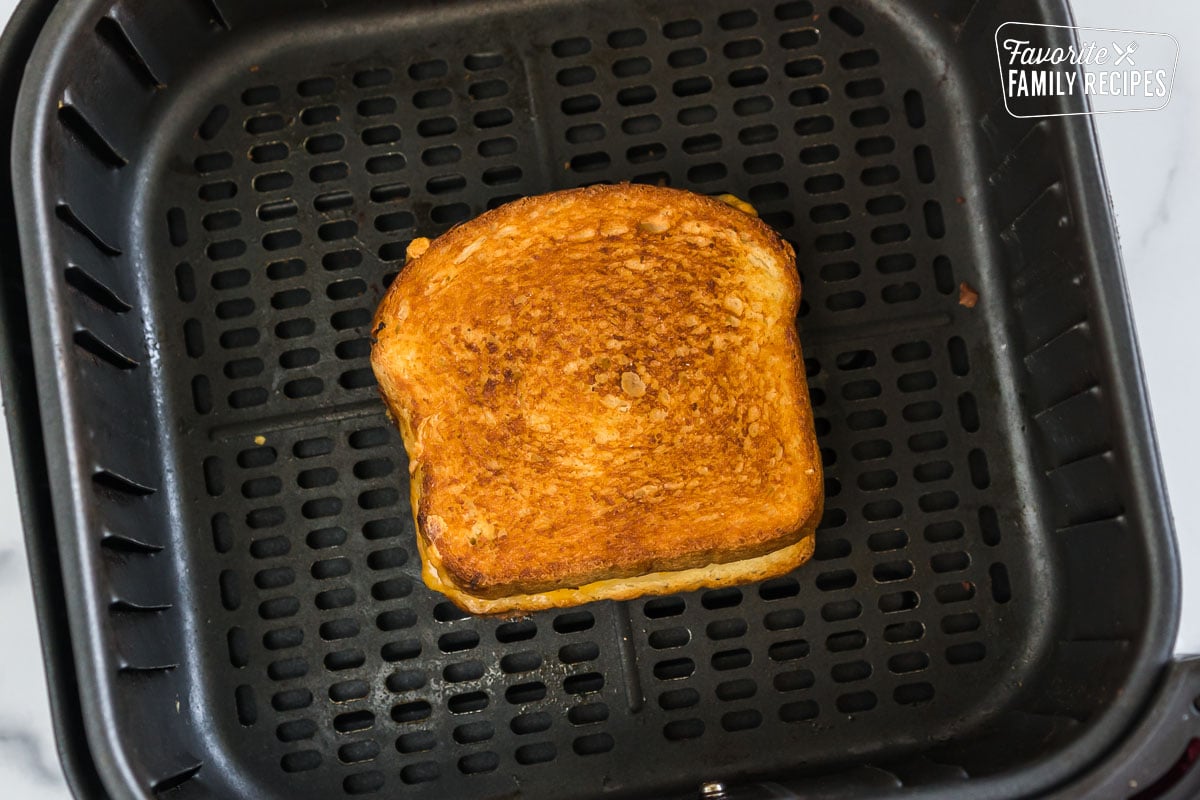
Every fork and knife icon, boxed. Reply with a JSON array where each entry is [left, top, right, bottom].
[[1113, 41, 1138, 66]]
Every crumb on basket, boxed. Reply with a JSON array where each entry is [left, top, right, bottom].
[[254, 435, 266, 445], [958, 281, 979, 308]]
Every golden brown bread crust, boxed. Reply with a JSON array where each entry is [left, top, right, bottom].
[[371, 184, 822, 614]]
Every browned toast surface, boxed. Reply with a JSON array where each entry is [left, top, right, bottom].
[[371, 184, 822, 613]]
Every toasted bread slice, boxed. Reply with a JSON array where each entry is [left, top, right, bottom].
[[371, 184, 822, 614]]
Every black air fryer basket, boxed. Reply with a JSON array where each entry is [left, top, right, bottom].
[[1, 0, 1197, 798]]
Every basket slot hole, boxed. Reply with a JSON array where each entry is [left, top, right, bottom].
[[879, 591, 919, 613], [553, 611, 595, 633], [316, 587, 357, 610], [396, 731, 436, 755], [764, 608, 805, 631], [935, 581, 976, 604], [657, 689, 700, 712], [934, 255, 956, 293], [758, 577, 799, 601], [841, 47, 879, 69], [305, 133, 344, 155], [312, 161, 351, 181], [249, 532, 288, 557], [681, 104, 720, 126], [648, 627, 691, 649], [198, 104, 229, 140], [568, 703, 610, 726], [557, 66, 595, 87], [826, 631, 866, 653], [334, 710, 375, 734], [785, 56, 823, 79], [353, 67, 392, 89], [737, 125, 777, 148], [271, 657, 309, 681], [409, 59, 448, 80], [836, 691, 877, 713], [505, 682, 547, 704], [564, 672, 604, 695], [264, 628, 304, 652], [712, 648, 752, 671], [851, 106, 889, 128], [501, 651, 542, 674], [551, 36, 591, 57], [707, 618, 749, 640], [510, 711, 552, 735], [990, 563, 1013, 603], [857, 468, 896, 491], [391, 700, 432, 723], [560, 642, 600, 664], [829, 5, 865, 36], [475, 108, 513, 128], [781, 28, 819, 50], [946, 642, 987, 664], [884, 620, 925, 643], [941, 612, 981, 635], [820, 599, 862, 622], [867, 529, 906, 552], [439, 630, 480, 653], [814, 537, 850, 560], [377, 609, 416, 632], [194, 151, 233, 174], [320, 618, 359, 641], [816, 569, 856, 591], [663, 719, 705, 741], [810, 202, 849, 223], [385, 668, 425, 693], [380, 640, 419, 663], [693, 587, 742, 611], [573, 733, 614, 755], [768, 639, 809, 662], [779, 700, 819, 723], [514, 743, 556, 765], [957, 392, 981, 432], [909, 431, 948, 453], [850, 440, 890, 464], [454, 723, 495, 747], [898, 370, 936, 392], [914, 145, 936, 183], [773, 669, 814, 692], [924, 520, 964, 543], [979, 506, 1002, 546], [342, 770, 384, 792], [496, 620, 537, 642], [400, 761, 439, 784], [924, 200, 946, 238], [653, 657, 695, 680], [280, 751, 321, 774], [932, 551, 970, 574], [730, 66, 769, 88], [831, 659, 872, 682]]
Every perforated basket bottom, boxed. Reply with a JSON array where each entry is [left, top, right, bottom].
[[145, 1, 1040, 797]]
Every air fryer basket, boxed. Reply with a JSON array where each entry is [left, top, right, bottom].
[[2, 0, 1194, 798]]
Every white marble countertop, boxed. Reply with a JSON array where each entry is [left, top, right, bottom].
[[0, 0, 1195, 796]]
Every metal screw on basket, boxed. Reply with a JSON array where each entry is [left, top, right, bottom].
[[700, 781, 728, 800]]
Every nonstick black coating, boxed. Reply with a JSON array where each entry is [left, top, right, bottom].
[[8, 0, 1180, 798]]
